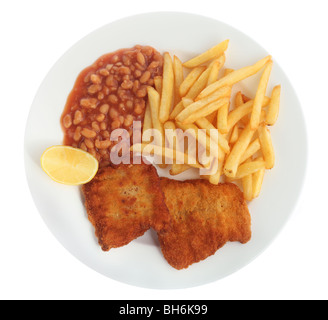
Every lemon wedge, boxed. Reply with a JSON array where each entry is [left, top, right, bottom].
[[41, 146, 99, 185]]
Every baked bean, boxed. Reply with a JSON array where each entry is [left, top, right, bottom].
[[118, 66, 131, 75], [81, 128, 97, 138], [63, 114, 72, 128], [73, 110, 83, 125], [121, 79, 133, 90], [137, 52, 146, 65], [99, 103, 109, 114], [95, 139, 111, 149], [80, 98, 97, 109], [124, 114, 134, 127], [88, 84, 102, 94], [96, 114, 105, 122], [136, 86, 147, 98], [126, 100, 133, 110], [101, 130, 110, 138], [106, 75, 118, 88], [91, 121, 100, 132], [111, 55, 119, 63], [108, 94, 119, 104], [119, 115, 124, 125], [106, 64, 113, 71], [97, 92, 105, 100], [100, 121, 107, 130], [140, 70, 151, 84], [111, 119, 121, 130], [109, 107, 119, 119], [73, 126, 82, 141], [148, 61, 160, 70], [91, 74, 102, 84], [134, 69, 142, 78], [61, 45, 163, 167], [84, 139, 94, 149], [134, 100, 145, 115], [99, 68, 110, 76], [122, 55, 131, 66]]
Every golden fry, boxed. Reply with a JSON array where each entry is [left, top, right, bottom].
[[195, 117, 230, 153], [207, 54, 226, 85], [185, 66, 212, 99], [179, 66, 205, 97], [131, 143, 202, 169], [227, 97, 270, 132], [196, 55, 272, 100], [173, 55, 184, 105], [154, 76, 162, 96], [252, 157, 265, 199], [142, 102, 152, 143], [250, 60, 273, 130], [183, 39, 229, 68], [266, 85, 281, 126], [159, 52, 174, 123], [239, 138, 261, 164], [224, 124, 255, 177], [169, 164, 192, 176], [175, 86, 231, 123], [183, 98, 230, 124], [235, 159, 266, 179], [229, 125, 240, 144], [258, 124, 275, 169], [241, 159, 253, 201]]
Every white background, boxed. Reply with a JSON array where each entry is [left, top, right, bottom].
[[1, 0, 327, 300]]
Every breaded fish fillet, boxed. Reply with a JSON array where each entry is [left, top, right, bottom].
[[157, 178, 251, 270], [82, 163, 169, 251]]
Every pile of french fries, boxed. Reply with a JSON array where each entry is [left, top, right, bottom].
[[132, 40, 281, 201]]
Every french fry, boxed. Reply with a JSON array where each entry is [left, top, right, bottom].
[[216, 68, 234, 134], [169, 101, 184, 120], [250, 60, 273, 130], [154, 76, 162, 95], [147, 87, 164, 144], [229, 125, 240, 144], [241, 159, 253, 201], [175, 86, 231, 123], [239, 138, 261, 164], [234, 91, 244, 108], [183, 97, 230, 124], [196, 55, 272, 100], [148, 86, 167, 168], [142, 102, 152, 143], [179, 66, 205, 97], [235, 159, 266, 179], [207, 55, 226, 85], [173, 55, 184, 105], [208, 158, 225, 185], [216, 100, 230, 134], [183, 39, 229, 68], [169, 164, 192, 176], [130, 143, 202, 169], [252, 157, 265, 199], [224, 124, 255, 177], [258, 124, 275, 169], [185, 65, 213, 99], [227, 96, 270, 132], [195, 118, 230, 153], [266, 85, 281, 126], [159, 52, 174, 123], [175, 122, 219, 162]]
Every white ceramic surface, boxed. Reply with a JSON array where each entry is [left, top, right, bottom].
[[24, 12, 308, 289]]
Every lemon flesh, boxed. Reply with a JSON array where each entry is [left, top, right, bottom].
[[41, 146, 99, 185]]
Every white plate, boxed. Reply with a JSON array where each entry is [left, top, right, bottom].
[[24, 12, 308, 289]]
